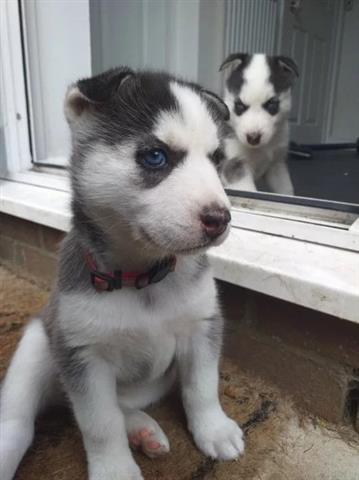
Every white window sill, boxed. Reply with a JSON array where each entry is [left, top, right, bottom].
[[0, 178, 71, 231], [1, 178, 358, 324], [211, 228, 359, 324]]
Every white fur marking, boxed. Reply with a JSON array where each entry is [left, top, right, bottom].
[[155, 82, 219, 154]]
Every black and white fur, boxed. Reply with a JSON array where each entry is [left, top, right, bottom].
[[0, 68, 244, 480], [220, 53, 298, 194]]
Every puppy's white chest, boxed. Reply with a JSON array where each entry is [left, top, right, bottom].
[[99, 329, 177, 384], [59, 270, 217, 343]]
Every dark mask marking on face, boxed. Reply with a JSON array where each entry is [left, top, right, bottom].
[[234, 98, 248, 116], [263, 97, 280, 116]]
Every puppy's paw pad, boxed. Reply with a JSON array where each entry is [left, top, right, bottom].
[[129, 427, 169, 458]]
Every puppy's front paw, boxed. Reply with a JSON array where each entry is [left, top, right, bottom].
[[191, 409, 244, 461]]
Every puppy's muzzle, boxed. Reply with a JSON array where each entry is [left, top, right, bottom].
[[200, 206, 231, 239]]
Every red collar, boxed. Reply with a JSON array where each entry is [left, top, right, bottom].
[[84, 251, 176, 292]]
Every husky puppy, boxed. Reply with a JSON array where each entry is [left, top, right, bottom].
[[0, 68, 244, 480], [219, 53, 298, 195]]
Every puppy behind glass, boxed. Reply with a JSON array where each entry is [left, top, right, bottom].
[[220, 53, 298, 195], [0, 68, 244, 480]]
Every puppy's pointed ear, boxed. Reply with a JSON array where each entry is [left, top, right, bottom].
[[276, 56, 299, 78], [64, 85, 93, 123], [64, 67, 135, 123], [201, 89, 230, 121], [219, 53, 249, 72], [77, 67, 134, 102]]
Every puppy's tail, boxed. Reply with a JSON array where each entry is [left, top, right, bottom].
[[0, 319, 56, 480]]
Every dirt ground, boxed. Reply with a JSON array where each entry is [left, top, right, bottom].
[[1, 265, 358, 480]]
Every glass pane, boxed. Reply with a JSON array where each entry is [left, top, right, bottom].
[[219, 0, 359, 207], [0, 98, 7, 171], [21, 0, 359, 211], [89, 0, 359, 207], [22, 0, 91, 166], [0, 61, 8, 174], [89, 0, 208, 85]]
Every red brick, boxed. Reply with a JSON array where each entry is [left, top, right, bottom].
[[254, 295, 359, 367], [0, 213, 42, 247], [217, 280, 255, 328], [14, 244, 57, 286], [40, 226, 65, 253], [0, 235, 15, 264]]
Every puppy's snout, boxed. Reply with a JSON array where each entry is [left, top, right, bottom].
[[246, 132, 261, 146], [200, 207, 231, 239]]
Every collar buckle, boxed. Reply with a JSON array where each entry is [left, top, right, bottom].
[[135, 273, 150, 289], [135, 257, 176, 289], [90, 271, 122, 292]]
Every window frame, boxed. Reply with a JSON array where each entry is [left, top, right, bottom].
[[0, 0, 32, 176], [0, 0, 72, 191], [1, 0, 358, 254], [19, 0, 92, 169]]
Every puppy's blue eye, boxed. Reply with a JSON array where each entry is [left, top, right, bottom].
[[142, 149, 167, 168]]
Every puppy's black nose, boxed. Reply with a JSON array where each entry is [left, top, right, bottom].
[[200, 207, 231, 239], [246, 132, 261, 146]]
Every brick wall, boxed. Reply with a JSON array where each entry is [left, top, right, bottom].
[[0, 213, 64, 287], [1, 212, 358, 428], [220, 282, 359, 426]]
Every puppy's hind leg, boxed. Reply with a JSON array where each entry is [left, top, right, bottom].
[[120, 366, 176, 458], [125, 409, 170, 458], [0, 319, 56, 480]]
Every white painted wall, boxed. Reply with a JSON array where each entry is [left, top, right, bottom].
[[327, 0, 359, 142]]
